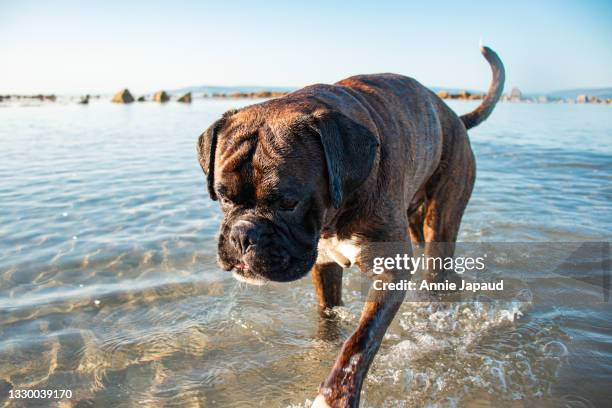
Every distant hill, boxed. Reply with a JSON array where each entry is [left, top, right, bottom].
[[169, 85, 295, 96], [169, 84, 487, 96], [429, 87, 483, 95], [546, 88, 612, 100], [167, 84, 612, 100]]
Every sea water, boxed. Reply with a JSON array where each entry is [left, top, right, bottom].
[[0, 99, 610, 407]]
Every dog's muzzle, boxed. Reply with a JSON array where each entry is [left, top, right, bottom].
[[226, 218, 295, 281]]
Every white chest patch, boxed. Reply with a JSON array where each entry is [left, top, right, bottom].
[[318, 237, 361, 268]]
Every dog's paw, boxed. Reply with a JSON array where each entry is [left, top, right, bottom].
[[312, 394, 332, 408]]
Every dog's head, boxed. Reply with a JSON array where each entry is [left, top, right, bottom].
[[197, 101, 378, 284]]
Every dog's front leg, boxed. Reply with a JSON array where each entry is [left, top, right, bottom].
[[313, 237, 411, 408]]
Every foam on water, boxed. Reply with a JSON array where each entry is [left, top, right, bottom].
[[365, 299, 550, 406], [290, 296, 570, 408]]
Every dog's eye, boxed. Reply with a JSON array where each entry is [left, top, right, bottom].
[[278, 198, 298, 211], [220, 197, 232, 206]]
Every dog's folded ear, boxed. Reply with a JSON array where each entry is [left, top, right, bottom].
[[197, 120, 223, 200], [197, 110, 237, 200], [311, 110, 379, 208]]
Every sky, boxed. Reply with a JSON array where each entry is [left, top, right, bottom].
[[1, 0, 611, 94]]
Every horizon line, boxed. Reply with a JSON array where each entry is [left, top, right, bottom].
[[3, 84, 612, 97]]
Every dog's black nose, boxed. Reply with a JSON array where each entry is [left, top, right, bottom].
[[229, 220, 260, 255]]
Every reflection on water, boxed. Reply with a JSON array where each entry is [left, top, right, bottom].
[[0, 100, 610, 407]]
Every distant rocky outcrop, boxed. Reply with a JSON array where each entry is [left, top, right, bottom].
[[547, 88, 612, 100], [457, 90, 471, 99], [177, 92, 192, 103], [576, 94, 602, 103], [204, 91, 289, 99], [435, 90, 484, 100], [5, 86, 611, 107], [153, 91, 170, 103], [111, 89, 134, 103], [26, 94, 57, 101], [1, 94, 57, 102]]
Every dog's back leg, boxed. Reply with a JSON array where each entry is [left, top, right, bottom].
[[311, 262, 344, 313], [422, 130, 476, 282], [408, 201, 426, 246]]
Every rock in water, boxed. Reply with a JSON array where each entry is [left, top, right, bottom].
[[177, 92, 192, 103], [510, 87, 522, 101], [588, 95, 600, 103], [78, 95, 90, 104], [576, 94, 589, 103], [111, 89, 134, 103], [153, 91, 170, 102], [457, 90, 471, 99]]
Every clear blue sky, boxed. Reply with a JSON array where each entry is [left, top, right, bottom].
[[1, 0, 611, 94]]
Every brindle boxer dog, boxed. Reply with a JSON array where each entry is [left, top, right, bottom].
[[197, 46, 505, 407]]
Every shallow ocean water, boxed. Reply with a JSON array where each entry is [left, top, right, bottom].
[[0, 98, 610, 407]]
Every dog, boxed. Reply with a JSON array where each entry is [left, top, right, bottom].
[[197, 45, 504, 407]]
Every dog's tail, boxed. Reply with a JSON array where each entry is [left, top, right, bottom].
[[460, 45, 505, 130]]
